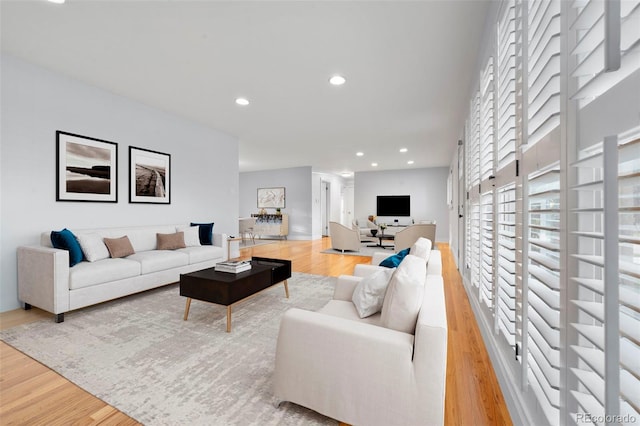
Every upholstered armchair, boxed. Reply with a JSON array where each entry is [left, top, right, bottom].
[[352, 219, 377, 238], [329, 221, 361, 252], [393, 223, 436, 251]]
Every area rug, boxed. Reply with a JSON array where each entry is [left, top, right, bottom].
[[0, 273, 337, 425]]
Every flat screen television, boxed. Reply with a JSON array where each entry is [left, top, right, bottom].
[[377, 195, 410, 217]]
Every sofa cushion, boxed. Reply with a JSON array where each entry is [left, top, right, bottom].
[[379, 248, 410, 268], [69, 258, 141, 290], [380, 255, 426, 334], [191, 222, 214, 245], [176, 226, 201, 247], [76, 233, 110, 262], [318, 300, 382, 327], [51, 229, 84, 267], [351, 267, 395, 318], [156, 232, 186, 250], [410, 237, 432, 262], [176, 246, 224, 264], [126, 250, 189, 274], [104, 236, 136, 258]]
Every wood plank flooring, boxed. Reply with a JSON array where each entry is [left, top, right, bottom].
[[0, 238, 511, 425]]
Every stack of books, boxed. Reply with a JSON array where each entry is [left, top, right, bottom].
[[215, 260, 252, 273]]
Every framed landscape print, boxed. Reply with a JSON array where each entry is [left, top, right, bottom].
[[56, 131, 118, 202], [129, 146, 171, 204], [257, 187, 285, 209]]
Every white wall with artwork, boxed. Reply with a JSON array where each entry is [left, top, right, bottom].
[[0, 54, 239, 312]]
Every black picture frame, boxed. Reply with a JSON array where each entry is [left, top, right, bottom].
[[56, 131, 118, 203], [129, 146, 171, 204]]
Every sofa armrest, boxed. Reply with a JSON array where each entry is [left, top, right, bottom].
[[212, 233, 228, 260], [333, 275, 362, 301], [353, 263, 385, 278], [17, 246, 70, 315], [274, 308, 417, 425], [371, 252, 389, 265], [427, 249, 442, 275]]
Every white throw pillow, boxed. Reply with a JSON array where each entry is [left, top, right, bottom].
[[176, 226, 202, 247], [410, 237, 432, 262], [76, 233, 110, 262], [380, 255, 426, 334], [351, 267, 395, 318]]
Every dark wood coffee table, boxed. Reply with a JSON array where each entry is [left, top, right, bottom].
[[180, 257, 292, 332]]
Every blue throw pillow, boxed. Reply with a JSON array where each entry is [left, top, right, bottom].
[[51, 228, 84, 267], [379, 248, 411, 268], [190, 222, 214, 245]]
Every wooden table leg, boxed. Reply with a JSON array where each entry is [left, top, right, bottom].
[[183, 298, 192, 321], [283, 280, 290, 299], [226, 306, 232, 333]]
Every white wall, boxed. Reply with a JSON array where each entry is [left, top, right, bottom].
[[239, 167, 314, 239], [354, 167, 449, 241], [0, 54, 239, 312]]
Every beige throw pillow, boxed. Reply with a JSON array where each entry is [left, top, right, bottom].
[[352, 267, 395, 318], [103, 236, 135, 258], [380, 254, 426, 334], [157, 232, 186, 250]]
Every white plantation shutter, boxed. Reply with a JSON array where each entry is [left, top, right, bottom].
[[568, 133, 640, 424], [457, 0, 640, 424], [570, 0, 640, 107], [497, 0, 518, 171], [467, 92, 482, 289], [527, 163, 561, 425], [481, 58, 495, 182], [497, 183, 517, 346], [527, 0, 561, 147], [617, 134, 640, 421], [481, 190, 495, 309]]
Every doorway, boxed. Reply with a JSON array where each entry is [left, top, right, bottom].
[[320, 181, 331, 236]]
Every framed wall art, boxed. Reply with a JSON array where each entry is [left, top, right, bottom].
[[257, 187, 285, 209], [56, 131, 118, 202], [129, 146, 171, 204]]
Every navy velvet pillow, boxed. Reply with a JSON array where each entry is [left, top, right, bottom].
[[190, 222, 214, 245], [51, 228, 84, 267], [379, 248, 411, 268]]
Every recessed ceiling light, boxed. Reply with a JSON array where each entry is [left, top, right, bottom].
[[48, 0, 65, 3], [356, 152, 364, 157], [407, 160, 415, 165], [371, 162, 378, 167], [400, 148, 408, 153], [341, 172, 352, 178], [329, 75, 346, 86], [235, 97, 249, 106]]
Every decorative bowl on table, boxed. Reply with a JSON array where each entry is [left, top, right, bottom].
[[370, 229, 378, 237]]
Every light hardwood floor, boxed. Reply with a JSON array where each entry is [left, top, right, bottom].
[[0, 238, 512, 425]]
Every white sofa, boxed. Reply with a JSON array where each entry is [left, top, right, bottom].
[[274, 238, 447, 425], [17, 224, 228, 322]]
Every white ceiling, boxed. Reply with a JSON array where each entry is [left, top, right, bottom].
[[1, 0, 491, 175]]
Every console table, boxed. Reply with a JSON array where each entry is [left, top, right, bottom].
[[251, 213, 289, 239]]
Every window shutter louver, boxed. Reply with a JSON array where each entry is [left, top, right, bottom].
[[527, 0, 562, 147], [497, 0, 518, 171], [497, 183, 518, 346], [527, 163, 562, 425], [570, 1, 640, 107]]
